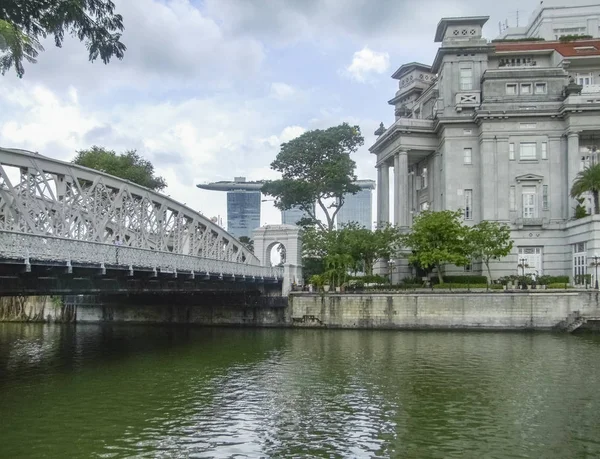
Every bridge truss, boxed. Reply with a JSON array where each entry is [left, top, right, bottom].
[[0, 148, 281, 281]]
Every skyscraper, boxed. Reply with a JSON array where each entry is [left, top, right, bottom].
[[197, 177, 263, 239], [281, 204, 315, 226], [336, 180, 376, 230]]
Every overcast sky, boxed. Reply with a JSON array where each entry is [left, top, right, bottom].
[[0, 0, 532, 228]]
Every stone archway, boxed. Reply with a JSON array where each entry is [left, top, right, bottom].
[[253, 224, 302, 295]]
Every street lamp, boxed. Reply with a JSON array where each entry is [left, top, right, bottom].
[[592, 255, 600, 290], [518, 257, 527, 276], [388, 259, 394, 285]]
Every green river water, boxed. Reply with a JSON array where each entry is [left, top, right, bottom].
[[0, 323, 599, 458]]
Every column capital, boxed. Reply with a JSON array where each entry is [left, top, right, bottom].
[[567, 130, 581, 138], [397, 149, 408, 156]]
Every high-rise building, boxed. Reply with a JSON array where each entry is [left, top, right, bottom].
[[197, 177, 262, 239], [281, 204, 315, 226], [337, 180, 376, 230]]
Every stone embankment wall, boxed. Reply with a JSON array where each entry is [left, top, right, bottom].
[[289, 292, 600, 330], [0, 296, 76, 322]]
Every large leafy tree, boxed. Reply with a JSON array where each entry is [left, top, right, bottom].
[[468, 221, 514, 283], [401, 210, 470, 284], [73, 146, 167, 191], [1, 0, 126, 77], [262, 123, 364, 231], [301, 222, 403, 279], [570, 163, 600, 215]]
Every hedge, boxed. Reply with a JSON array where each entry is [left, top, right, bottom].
[[433, 283, 490, 289], [546, 283, 572, 289], [433, 275, 488, 285]]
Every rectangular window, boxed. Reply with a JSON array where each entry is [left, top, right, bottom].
[[460, 68, 473, 90], [522, 186, 537, 218], [520, 142, 537, 160], [506, 83, 517, 95], [543, 185, 549, 210], [535, 82, 547, 94], [464, 148, 472, 164], [422, 168, 428, 189], [577, 73, 593, 86], [509, 186, 516, 211], [520, 83, 532, 95], [509, 143, 515, 160], [541, 142, 548, 160], [464, 189, 473, 220]]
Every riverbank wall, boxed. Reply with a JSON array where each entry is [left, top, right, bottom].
[[289, 291, 600, 330], [2, 291, 600, 330]]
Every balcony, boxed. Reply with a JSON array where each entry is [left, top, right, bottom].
[[455, 91, 481, 111], [581, 84, 600, 94]]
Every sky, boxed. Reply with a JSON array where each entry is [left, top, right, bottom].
[[0, 0, 533, 229]]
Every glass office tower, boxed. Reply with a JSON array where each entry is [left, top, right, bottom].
[[336, 180, 375, 230], [227, 190, 261, 239], [281, 204, 315, 226]]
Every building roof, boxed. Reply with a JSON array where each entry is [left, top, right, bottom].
[[434, 16, 489, 42], [391, 62, 432, 80], [493, 39, 600, 57]]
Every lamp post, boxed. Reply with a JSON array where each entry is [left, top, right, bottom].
[[388, 259, 394, 285], [519, 258, 527, 276], [594, 255, 599, 290]]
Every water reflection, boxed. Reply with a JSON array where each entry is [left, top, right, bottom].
[[0, 324, 599, 458]]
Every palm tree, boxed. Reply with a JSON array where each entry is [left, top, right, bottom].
[[571, 163, 600, 215]]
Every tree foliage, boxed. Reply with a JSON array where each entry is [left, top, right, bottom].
[[401, 210, 470, 284], [73, 146, 167, 191], [238, 236, 254, 253], [570, 163, 600, 215], [468, 221, 513, 282], [262, 123, 364, 231], [1, 0, 126, 77], [302, 222, 403, 284]]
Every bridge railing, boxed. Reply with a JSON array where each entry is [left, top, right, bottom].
[[0, 231, 284, 279]]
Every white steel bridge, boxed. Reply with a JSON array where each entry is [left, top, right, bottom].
[[0, 147, 282, 294]]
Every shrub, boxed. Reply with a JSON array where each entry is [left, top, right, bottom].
[[559, 34, 593, 42], [432, 275, 488, 285], [433, 283, 489, 289], [547, 283, 571, 289], [537, 275, 569, 285], [349, 274, 389, 284]]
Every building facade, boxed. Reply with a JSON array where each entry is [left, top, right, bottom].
[[282, 205, 314, 226], [336, 180, 376, 229], [197, 177, 262, 239], [371, 15, 600, 283], [498, 1, 600, 41]]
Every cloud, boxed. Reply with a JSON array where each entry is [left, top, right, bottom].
[[344, 47, 390, 82], [269, 82, 297, 101]]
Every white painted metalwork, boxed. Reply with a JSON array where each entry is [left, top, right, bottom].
[[0, 147, 261, 267], [0, 230, 283, 279]]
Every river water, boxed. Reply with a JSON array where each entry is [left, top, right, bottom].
[[0, 324, 599, 458]]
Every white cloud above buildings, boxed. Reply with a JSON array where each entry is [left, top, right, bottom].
[[344, 47, 390, 83], [0, 0, 534, 224]]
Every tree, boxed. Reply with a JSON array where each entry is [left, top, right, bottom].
[[401, 210, 470, 284], [341, 222, 403, 276], [468, 221, 514, 283], [262, 123, 364, 231], [238, 236, 254, 253], [1, 0, 126, 77], [73, 146, 167, 191], [571, 163, 600, 215]]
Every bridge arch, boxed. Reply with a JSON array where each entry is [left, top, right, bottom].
[[0, 147, 258, 265]]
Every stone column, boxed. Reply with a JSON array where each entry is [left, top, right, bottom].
[[395, 150, 409, 227], [567, 131, 580, 218], [377, 163, 390, 227]]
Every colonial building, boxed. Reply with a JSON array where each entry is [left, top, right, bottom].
[[371, 15, 600, 283]]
